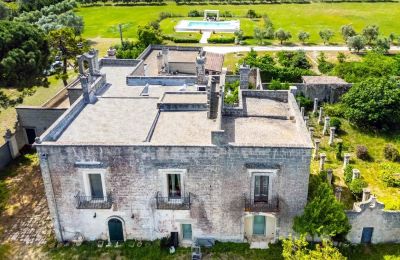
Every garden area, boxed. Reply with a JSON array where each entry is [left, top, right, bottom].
[[75, 2, 400, 45]]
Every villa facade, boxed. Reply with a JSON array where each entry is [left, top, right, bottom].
[[35, 46, 313, 247]]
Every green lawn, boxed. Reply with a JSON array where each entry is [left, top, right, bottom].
[[0, 72, 76, 146], [78, 2, 400, 44]]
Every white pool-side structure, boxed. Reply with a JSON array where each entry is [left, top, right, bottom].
[[175, 20, 240, 33]]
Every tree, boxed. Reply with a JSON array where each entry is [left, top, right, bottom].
[[48, 27, 88, 86], [282, 235, 346, 260], [346, 35, 365, 53], [293, 180, 350, 240], [137, 25, 163, 47], [337, 52, 346, 63], [0, 2, 10, 20], [362, 25, 379, 45], [275, 28, 291, 44], [298, 31, 310, 44], [341, 77, 400, 130], [254, 27, 266, 45], [319, 29, 334, 45], [317, 52, 334, 74], [340, 24, 356, 41], [0, 21, 49, 87], [389, 33, 396, 43], [374, 37, 391, 53]]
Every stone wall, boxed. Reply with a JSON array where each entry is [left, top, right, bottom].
[[37, 144, 312, 242], [126, 76, 197, 86], [295, 83, 352, 103], [0, 142, 11, 169], [346, 197, 400, 244], [67, 88, 82, 105], [99, 58, 141, 67], [169, 62, 196, 75], [16, 107, 68, 137]]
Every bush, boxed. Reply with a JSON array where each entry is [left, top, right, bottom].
[[381, 171, 400, 188], [277, 50, 311, 70], [330, 117, 342, 132], [296, 93, 313, 111], [246, 9, 260, 19], [356, 145, 369, 161], [224, 81, 239, 105], [336, 141, 343, 160], [208, 36, 235, 44], [188, 10, 203, 17], [172, 37, 199, 43], [383, 144, 400, 162], [323, 104, 345, 118], [349, 178, 368, 199], [344, 165, 354, 185], [269, 79, 289, 90], [341, 77, 400, 130]]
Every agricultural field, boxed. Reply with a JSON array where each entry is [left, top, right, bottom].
[[77, 2, 400, 44]]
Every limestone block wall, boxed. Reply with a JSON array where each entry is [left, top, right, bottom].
[[36, 144, 311, 242], [294, 83, 352, 103], [346, 198, 400, 244], [126, 76, 197, 86], [169, 62, 196, 74], [16, 107, 68, 137]]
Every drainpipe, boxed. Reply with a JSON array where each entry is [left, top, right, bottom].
[[38, 148, 64, 242]]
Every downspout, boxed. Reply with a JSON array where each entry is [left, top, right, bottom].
[[38, 149, 64, 242]]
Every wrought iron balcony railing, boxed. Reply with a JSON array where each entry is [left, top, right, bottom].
[[75, 192, 113, 209], [244, 195, 279, 213], [155, 192, 191, 210]]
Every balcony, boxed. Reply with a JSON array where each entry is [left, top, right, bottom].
[[155, 192, 191, 210], [75, 192, 113, 209], [244, 195, 279, 213]]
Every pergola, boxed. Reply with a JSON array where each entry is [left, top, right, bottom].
[[204, 10, 219, 21]]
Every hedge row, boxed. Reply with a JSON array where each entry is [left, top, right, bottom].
[[208, 36, 235, 43]]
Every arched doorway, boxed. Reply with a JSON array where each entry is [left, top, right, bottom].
[[108, 218, 124, 242]]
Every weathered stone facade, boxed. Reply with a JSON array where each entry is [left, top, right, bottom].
[[37, 144, 311, 242]]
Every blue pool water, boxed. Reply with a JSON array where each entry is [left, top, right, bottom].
[[187, 21, 236, 29]]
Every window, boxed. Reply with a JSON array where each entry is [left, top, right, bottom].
[[89, 173, 104, 199], [254, 175, 269, 202], [168, 174, 181, 199], [182, 224, 192, 240]]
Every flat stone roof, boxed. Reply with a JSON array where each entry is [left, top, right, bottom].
[[302, 76, 348, 84], [150, 111, 217, 145], [222, 116, 307, 146], [244, 97, 289, 118], [160, 93, 207, 104]]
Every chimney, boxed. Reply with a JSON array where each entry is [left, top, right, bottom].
[[162, 47, 169, 73], [207, 77, 218, 119], [157, 52, 163, 73], [80, 75, 90, 104], [239, 63, 250, 89], [196, 54, 206, 84]]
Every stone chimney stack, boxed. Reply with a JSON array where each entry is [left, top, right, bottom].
[[196, 54, 206, 84], [239, 63, 250, 89], [207, 77, 218, 119], [80, 75, 90, 104], [157, 52, 163, 73], [162, 47, 169, 73]]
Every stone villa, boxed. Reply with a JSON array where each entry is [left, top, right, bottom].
[[34, 45, 313, 247]]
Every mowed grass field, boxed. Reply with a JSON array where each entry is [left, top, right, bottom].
[[77, 2, 400, 44]]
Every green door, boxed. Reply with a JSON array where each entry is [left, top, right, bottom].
[[182, 224, 192, 240], [108, 218, 124, 242], [253, 216, 266, 235]]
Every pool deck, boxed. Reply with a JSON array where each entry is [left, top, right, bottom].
[[175, 20, 240, 33]]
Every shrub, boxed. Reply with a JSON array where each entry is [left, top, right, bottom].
[[349, 178, 368, 199], [188, 10, 203, 17], [317, 52, 334, 74], [246, 9, 260, 19], [344, 165, 354, 185], [172, 37, 199, 43], [384, 144, 400, 162], [224, 81, 239, 105], [269, 79, 290, 90], [356, 145, 369, 161], [296, 93, 313, 111], [330, 117, 342, 132], [381, 171, 400, 187], [277, 50, 311, 70], [323, 103, 346, 118], [341, 77, 400, 130], [208, 36, 235, 44], [336, 141, 343, 160]]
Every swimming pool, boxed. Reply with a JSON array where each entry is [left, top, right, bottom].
[[175, 20, 240, 33]]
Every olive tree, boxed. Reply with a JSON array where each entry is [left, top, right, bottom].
[[347, 35, 366, 53], [362, 25, 379, 45], [340, 24, 356, 41], [298, 31, 310, 44], [275, 28, 292, 44], [319, 29, 334, 45]]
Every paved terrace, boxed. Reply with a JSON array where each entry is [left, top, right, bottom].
[[44, 62, 312, 148]]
